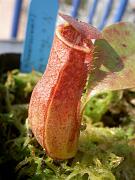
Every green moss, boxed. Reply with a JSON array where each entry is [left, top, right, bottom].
[[0, 70, 135, 180]]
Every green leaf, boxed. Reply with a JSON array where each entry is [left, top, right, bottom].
[[87, 22, 135, 99], [84, 91, 122, 123]]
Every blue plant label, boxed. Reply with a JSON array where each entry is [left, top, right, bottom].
[[21, 0, 58, 72]]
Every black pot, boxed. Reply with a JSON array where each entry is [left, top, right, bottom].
[[0, 40, 22, 73]]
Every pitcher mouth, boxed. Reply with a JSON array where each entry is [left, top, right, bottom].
[[56, 24, 93, 53]]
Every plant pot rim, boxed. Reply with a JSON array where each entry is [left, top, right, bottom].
[[0, 40, 23, 54]]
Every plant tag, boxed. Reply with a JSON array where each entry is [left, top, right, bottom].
[[21, 0, 58, 72]]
